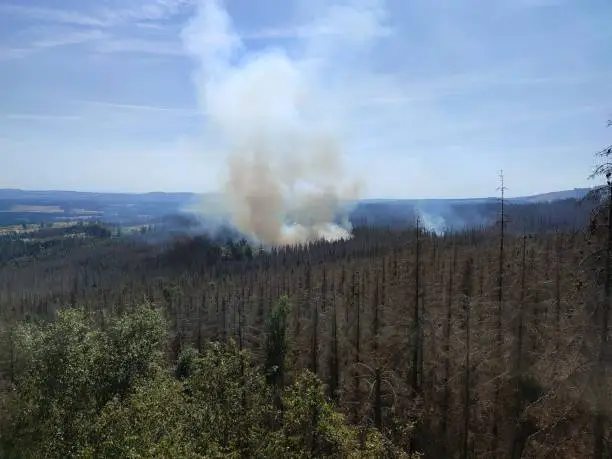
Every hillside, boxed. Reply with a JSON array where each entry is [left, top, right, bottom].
[[0, 187, 594, 234], [0, 193, 610, 457]]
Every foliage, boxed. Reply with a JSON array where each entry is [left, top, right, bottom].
[[0, 305, 399, 458], [175, 344, 199, 380], [1, 308, 103, 457], [87, 376, 199, 459], [182, 340, 274, 457], [0, 305, 166, 458], [272, 370, 363, 457], [2, 201, 601, 457]]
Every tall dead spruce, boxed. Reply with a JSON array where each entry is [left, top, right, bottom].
[[588, 122, 612, 458]]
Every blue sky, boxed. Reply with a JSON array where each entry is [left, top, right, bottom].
[[0, 0, 611, 198]]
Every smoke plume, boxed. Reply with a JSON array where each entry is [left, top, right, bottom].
[[181, 0, 389, 246]]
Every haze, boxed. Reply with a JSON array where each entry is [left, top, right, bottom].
[[1, 0, 611, 198]]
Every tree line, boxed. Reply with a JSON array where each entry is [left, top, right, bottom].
[[0, 165, 610, 456]]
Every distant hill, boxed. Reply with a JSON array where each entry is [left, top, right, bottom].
[[507, 188, 591, 203], [358, 187, 592, 206], [0, 187, 595, 233], [0, 189, 199, 203]]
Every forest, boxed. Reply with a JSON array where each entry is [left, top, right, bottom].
[[0, 172, 610, 458]]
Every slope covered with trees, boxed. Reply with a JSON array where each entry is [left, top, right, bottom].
[[0, 304, 396, 458], [0, 184, 609, 457]]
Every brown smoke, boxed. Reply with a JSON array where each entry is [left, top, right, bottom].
[[181, 0, 386, 246], [223, 136, 362, 246]]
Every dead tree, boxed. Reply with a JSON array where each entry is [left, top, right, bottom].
[[589, 135, 612, 457], [492, 170, 507, 456], [441, 242, 457, 448], [461, 257, 474, 459]]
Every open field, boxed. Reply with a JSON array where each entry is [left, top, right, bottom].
[[4, 205, 65, 213], [0, 221, 76, 235]]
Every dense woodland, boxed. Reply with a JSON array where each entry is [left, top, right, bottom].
[[0, 178, 611, 457]]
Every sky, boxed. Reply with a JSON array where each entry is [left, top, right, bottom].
[[0, 0, 611, 199]]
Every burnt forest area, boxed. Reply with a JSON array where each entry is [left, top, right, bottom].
[[1, 172, 612, 458]]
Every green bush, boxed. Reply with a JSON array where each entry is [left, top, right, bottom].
[[0, 303, 409, 458]]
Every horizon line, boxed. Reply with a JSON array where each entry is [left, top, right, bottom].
[[0, 186, 593, 201]]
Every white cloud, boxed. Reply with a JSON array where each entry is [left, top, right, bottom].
[[4, 114, 83, 121], [0, 0, 193, 28], [74, 100, 200, 116], [0, 46, 31, 60], [0, 27, 111, 60], [30, 30, 110, 49], [0, 4, 107, 27], [92, 37, 184, 55]]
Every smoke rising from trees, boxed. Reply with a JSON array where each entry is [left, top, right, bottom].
[[181, 0, 389, 245]]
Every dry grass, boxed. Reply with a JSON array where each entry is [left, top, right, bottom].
[[6, 205, 64, 213], [0, 221, 74, 235]]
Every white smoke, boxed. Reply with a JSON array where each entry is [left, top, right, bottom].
[[181, 0, 390, 246], [417, 209, 447, 235]]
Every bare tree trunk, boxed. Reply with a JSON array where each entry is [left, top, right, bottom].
[[310, 264, 318, 375], [310, 266, 320, 459], [554, 232, 562, 377], [442, 244, 457, 448], [461, 258, 474, 459], [511, 234, 528, 459], [329, 275, 340, 403], [373, 274, 382, 430], [411, 218, 421, 393], [492, 170, 506, 457], [409, 218, 422, 457], [594, 179, 612, 458], [352, 270, 361, 424]]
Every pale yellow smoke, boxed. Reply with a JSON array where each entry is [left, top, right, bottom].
[[181, 0, 383, 246], [223, 136, 363, 246]]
